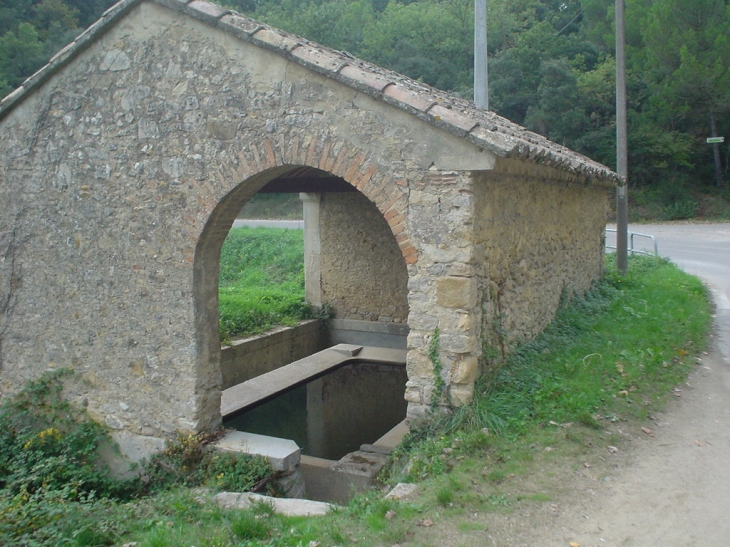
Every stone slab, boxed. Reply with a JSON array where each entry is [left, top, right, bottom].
[[332, 450, 388, 478], [216, 491, 334, 516], [384, 483, 420, 501], [214, 430, 300, 472]]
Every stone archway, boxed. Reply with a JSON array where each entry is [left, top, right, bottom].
[[192, 153, 413, 431]]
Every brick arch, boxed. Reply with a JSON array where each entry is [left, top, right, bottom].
[[213, 134, 417, 265], [192, 136, 416, 430]]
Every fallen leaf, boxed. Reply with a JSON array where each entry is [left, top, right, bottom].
[[419, 519, 434, 527], [570, 542, 581, 547], [695, 440, 705, 447], [641, 427, 654, 436], [584, 462, 592, 468], [385, 510, 396, 520]]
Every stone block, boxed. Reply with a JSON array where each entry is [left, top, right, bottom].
[[450, 355, 478, 385], [449, 384, 475, 406], [214, 431, 300, 472], [435, 276, 475, 309], [384, 482, 420, 501]]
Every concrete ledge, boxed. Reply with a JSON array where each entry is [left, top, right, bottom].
[[220, 320, 325, 389], [214, 430, 300, 472], [328, 319, 409, 350]]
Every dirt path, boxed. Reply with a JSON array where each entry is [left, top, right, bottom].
[[506, 223, 730, 546]]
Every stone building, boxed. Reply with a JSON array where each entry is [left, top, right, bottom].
[[0, 0, 618, 457]]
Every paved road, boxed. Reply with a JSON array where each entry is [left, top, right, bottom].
[[232, 219, 303, 230]]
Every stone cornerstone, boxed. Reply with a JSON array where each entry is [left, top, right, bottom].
[[0, 0, 618, 454]]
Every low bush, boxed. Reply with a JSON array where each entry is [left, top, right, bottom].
[[0, 372, 278, 546]]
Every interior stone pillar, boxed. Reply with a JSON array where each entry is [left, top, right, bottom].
[[300, 193, 322, 307]]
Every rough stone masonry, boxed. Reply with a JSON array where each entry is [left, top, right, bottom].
[[0, 0, 618, 458]]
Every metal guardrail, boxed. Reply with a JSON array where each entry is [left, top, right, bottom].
[[606, 228, 658, 256]]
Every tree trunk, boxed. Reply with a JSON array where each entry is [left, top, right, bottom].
[[709, 111, 724, 188]]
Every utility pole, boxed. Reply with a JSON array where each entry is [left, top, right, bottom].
[[474, 0, 488, 110], [615, 0, 628, 273]]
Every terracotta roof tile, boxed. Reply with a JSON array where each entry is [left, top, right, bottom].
[[186, 0, 230, 22], [428, 104, 479, 134], [0, 86, 26, 110], [250, 27, 301, 52], [48, 41, 77, 65], [291, 45, 346, 74], [218, 13, 263, 38], [383, 85, 436, 113], [338, 65, 394, 92]]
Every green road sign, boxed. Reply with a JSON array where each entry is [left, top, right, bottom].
[[707, 137, 725, 143]]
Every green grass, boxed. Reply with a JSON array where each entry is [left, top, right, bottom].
[[439, 254, 709, 438], [219, 226, 312, 341], [0, 254, 713, 547]]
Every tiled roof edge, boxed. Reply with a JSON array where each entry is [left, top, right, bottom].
[[0, 0, 620, 185]]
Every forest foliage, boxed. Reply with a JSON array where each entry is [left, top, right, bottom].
[[2, 0, 730, 215]]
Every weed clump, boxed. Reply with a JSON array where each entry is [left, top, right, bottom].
[[0, 370, 278, 547], [0, 369, 135, 545], [143, 433, 276, 494]]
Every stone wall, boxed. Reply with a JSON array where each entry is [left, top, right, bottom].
[[220, 320, 325, 389], [474, 168, 608, 355], [319, 192, 409, 323]]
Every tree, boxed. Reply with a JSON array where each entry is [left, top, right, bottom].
[[643, 0, 730, 187], [361, 0, 473, 93], [32, 0, 80, 41], [0, 23, 45, 89]]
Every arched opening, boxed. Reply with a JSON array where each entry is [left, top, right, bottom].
[[194, 165, 410, 465]]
